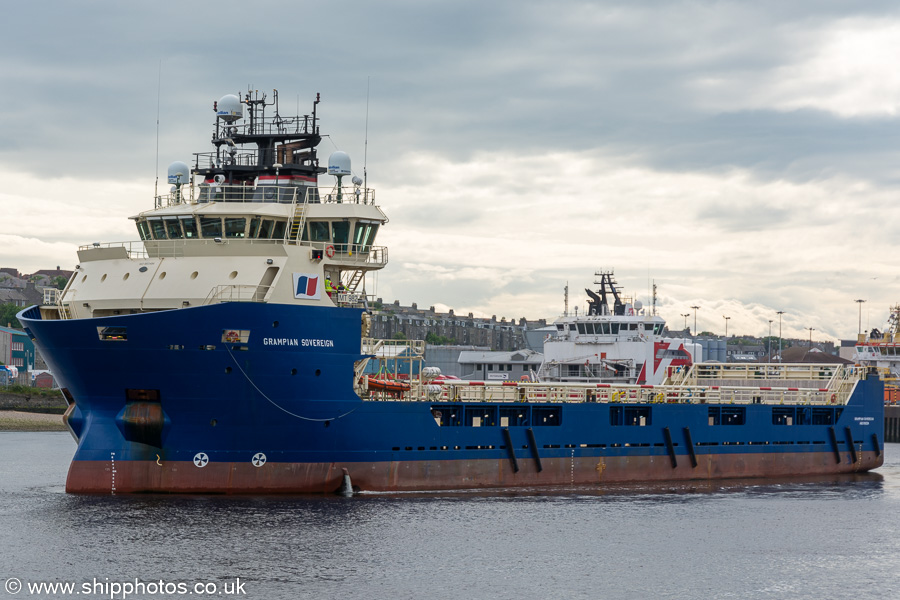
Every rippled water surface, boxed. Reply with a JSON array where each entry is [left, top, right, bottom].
[[2, 432, 899, 599]]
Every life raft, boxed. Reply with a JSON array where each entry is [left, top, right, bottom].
[[367, 376, 411, 393]]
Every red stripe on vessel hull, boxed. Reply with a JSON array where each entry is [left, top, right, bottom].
[[66, 451, 884, 494]]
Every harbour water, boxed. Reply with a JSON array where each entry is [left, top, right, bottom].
[[1, 432, 899, 599]]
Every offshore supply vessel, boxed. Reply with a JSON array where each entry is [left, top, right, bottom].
[[538, 272, 697, 385], [853, 304, 900, 403], [20, 89, 884, 494]]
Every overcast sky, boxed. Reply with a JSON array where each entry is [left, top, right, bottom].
[[2, 0, 899, 341]]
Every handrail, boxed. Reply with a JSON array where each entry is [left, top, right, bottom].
[[686, 363, 847, 383], [78, 239, 387, 266], [204, 285, 271, 304], [411, 379, 857, 406], [154, 183, 375, 208], [361, 360, 869, 405]]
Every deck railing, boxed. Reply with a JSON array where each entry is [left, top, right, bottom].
[[421, 380, 848, 406], [364, 363, 871, 406], [204, 285, 271, 304]]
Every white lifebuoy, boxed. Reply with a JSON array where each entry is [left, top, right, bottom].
[[325, 245, 335, 258]]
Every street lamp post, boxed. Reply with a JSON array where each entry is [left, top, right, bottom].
[[723, 315, 731, 338], [855, 299, 866, 337], [807, 327, 815, 359], [681, 313, 691, 333], [691, 306, 700, 338], [777, 311, 784, 362], [768, 319, 773, 363]]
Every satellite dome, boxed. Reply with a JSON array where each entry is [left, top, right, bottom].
[[167, 161, 190, 185], [216, 94, 243, 122], [351, 176, 363, 186], [327, 151, 351, 176]]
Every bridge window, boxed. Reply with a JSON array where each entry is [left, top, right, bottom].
[[165, 218, 183, 239], [224, 217, 246, 238], [180, 217, 198, 238], [200, 217, 222, 238], [136, 220, 151, 241], [149, 219, 167, 239], [258, 219, 274, 238], [308, 221, 330, 242], [354, 222, 379, 251], [332, 221, 350, 252]]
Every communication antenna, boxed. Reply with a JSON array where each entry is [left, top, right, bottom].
[[154, 60, 161, 203], [364, 76, 370, 191], [564, 282, 569, 317]]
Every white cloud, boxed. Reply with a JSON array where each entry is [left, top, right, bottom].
[[0, 170, 150, 272], [690, 17, 900, 117]]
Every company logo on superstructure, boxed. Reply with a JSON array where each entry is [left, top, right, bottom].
[[293, 273, 321, 300]]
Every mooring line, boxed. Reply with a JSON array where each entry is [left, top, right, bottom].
[[226, 345, 360, 422]]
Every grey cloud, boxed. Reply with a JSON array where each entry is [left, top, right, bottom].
[[3, 1, 899, 179]]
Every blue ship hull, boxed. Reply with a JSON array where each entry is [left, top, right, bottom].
[[19, 304, 885, 494]]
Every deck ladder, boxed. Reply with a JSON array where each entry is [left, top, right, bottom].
[[345, 269, 365, 293], [286, 188, 309, 243]]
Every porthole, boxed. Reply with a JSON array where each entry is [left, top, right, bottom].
[[100, 274, 107, 282], [210, 419, 217, 427], [272, 321, 279, 328], [190, 271, 198, 280], [139, 266, 148, 273], [81, 275, 87, 283], [315, 369, 321, 376], [291, 368, 298, 375], [159, 272, 167, 280], [225, 367, 232, 374], [228, 271, 238, 279], [123, 273, 130, 281]]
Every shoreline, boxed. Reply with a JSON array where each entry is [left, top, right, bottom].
[[0, 410, 68, 432]]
